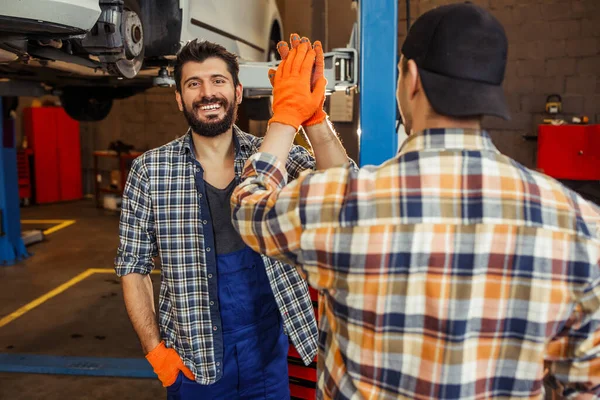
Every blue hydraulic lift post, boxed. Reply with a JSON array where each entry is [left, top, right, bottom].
[[0, 97, 29, 265], [358, 0, 398, 166]]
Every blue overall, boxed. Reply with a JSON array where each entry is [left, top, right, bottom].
[[167, 247, 290, 399]]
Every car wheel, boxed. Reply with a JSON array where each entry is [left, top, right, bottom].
[[267, 39, 278, 62], [243, 97, 272, 121], [107, 0, 144, 78], [60, 88, 113, 122], [243, 25, 280, 121]]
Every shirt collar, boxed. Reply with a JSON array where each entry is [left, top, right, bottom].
[[398, 128, 500, 156]]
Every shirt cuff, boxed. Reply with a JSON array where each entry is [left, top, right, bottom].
[[242, 152, 289, 189], [114, 255, 153, 276]]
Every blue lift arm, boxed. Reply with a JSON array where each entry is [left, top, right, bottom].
[[0, 98, 29, 265], [358, 0, 398, 166]]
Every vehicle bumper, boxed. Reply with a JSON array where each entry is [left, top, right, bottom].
[[0, 0, 101, 35]]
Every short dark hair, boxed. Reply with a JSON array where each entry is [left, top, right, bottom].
[[400, 55, 483, 121], [174, 39, 240, 92], [400, 55, 409, 76]]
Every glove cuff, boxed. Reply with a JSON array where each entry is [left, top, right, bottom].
[[268, 114, 302, 131], [303, 110, 328, 127], [145, 341, 166, 365]]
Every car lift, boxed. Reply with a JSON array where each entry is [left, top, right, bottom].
[[233, 0, 399, 167], [0, 98, 30, 265], [0, 0, 399, 384]]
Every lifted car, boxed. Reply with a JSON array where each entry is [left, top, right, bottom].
[[0, 0, 283, 121]]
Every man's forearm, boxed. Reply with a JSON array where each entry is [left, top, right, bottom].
[[121, 273, 161, 354], [259, 123, 297, 165], [304, 119, 349, 170]]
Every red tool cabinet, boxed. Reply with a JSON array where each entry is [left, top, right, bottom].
[[22, 107, 82, 204], [16, 148, 33, 203], [537, 124, 600, 180]]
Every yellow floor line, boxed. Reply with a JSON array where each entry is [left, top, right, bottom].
[[21, 219, 76, 236], [0, 268, 161, 328], [21, 220, 68, 224], [42, 220, 76, 235], [0, 269, 95, 328]]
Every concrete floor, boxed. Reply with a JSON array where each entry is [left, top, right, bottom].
[[0, 200, 165, 399]]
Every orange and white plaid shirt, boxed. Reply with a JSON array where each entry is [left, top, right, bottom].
[[231, 128, 600, 399]]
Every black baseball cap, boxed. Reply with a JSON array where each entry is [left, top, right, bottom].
[[401, 3, 510, 120]]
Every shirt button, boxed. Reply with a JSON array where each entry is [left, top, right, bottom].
[[213, 326, 218, 331], [216, 362, 220, 366], [217, 369, 221, 373], [210, 301, 214, 305], [203, 220, 208, 224], [199, 193, 203, 198], [206, 247, 211, 252], [208, 274, 212, 278]]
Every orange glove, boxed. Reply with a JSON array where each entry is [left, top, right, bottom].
[[268, 35, 327, 130], [269, 34, 327, 127], [303, 39, 327, 126], [145, 341, 195, 387]]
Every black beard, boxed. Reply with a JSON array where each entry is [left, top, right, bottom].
[[182, 95, 238, 138]]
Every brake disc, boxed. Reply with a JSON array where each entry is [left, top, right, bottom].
[[107, 10, 144, 78]]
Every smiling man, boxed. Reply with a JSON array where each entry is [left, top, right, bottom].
[[114, 38, 350, 399]]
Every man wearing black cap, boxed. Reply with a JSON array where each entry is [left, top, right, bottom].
[[397, 2, 511, 131], [230, 3, 600, 399]]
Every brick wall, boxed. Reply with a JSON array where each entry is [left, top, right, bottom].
[[400, 0, 600, 168], [79, 88, 188, 194], [81, 88, 187, 153]]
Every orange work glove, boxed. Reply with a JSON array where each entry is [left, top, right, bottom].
[[145, 341, 195, 387], [303, 39, 327, 126], [267, 35, 327, 130], [268, 34, 327, 127]]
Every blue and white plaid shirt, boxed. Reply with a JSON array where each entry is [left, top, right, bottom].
[[115, 126, 318, 384]]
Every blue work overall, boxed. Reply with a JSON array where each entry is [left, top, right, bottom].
[[167, 246, 290, 399]]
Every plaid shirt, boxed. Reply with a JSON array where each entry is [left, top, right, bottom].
[[231, 128, 600, 399], [115, 126, 318, 384]]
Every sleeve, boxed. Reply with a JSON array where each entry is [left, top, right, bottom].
[[285, 143, 359, 181], [114, 158, 158, 276], [544, 270, 600, 399], [285, 143, 316, 180], [231, 151, 366, 290]]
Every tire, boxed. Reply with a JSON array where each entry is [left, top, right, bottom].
[[242, 24, 281, 121], [267, 22, 282, 62], [243, 97, 272, 121], [267, 39, 278, 62], [60, 88, 113, 122]]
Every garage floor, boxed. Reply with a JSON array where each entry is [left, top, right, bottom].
[[0, 200, 164, 400]]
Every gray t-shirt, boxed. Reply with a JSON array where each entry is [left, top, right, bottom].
[[205, 179, 247, 255]]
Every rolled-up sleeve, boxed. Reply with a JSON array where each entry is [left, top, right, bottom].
[[286, 144, 316, 179], [285, 142, 358, 180], [545, 270, 600, 398], [114, 158, 157, 276]]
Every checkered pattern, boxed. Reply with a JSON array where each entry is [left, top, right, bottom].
[[115, 126, 318, 384], [231, 128, 600, 399]]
